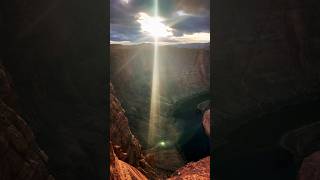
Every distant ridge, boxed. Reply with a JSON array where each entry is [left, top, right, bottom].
[[110, 43, 210, 49], [167, 43, 210, 49]]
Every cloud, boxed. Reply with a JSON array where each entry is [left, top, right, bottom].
[[176, 10, 193, 17], [110, 32, 210, 45], [174, 0, 210, 14], [110, 23, 142, 41], [120, 0, 129, 5], [171, 15, 210, 34], [161, 32, 210, 44], [110, 0, 210, 44], [110, 40, 138, 45], [170, 32, 210, 43], [136, 12, 173, 37]]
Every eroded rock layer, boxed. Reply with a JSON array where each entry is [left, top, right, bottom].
[[110, 83, 156, 179], [110, 142, 147, 180]]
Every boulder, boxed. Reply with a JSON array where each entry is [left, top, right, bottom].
[[202, 110, 210, 136]]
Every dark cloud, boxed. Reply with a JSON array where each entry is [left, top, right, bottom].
[[110, 0, 210, 43], [110, 23, 142, 41], [174, 0, 210, 14], [171, 16, 210, 34]]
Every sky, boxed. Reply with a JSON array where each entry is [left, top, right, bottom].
[[110, 0, 210, 45]]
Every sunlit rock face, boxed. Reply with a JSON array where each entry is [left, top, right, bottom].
[[168, 156, 210, 180], [110, 44, 210, 147], [110, 142, 148, 180], [0, 62, 53, 180], [110, 83, 157, 179], [202, 110, 210, 136]]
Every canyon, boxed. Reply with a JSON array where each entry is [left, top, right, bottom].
[[1, 0, 320, 179], [110, 44, 211, 178], [110, 44, 210, 147]]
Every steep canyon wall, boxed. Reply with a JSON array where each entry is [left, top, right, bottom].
[[110, 44, 210, 147]]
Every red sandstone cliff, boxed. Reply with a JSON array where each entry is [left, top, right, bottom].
[[168, 156, 210, 180], [110, 142, 148, 180], [110, 83, 157, 179]]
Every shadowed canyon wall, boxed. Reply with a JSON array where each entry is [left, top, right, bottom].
[[213, 0, 320, 179], [0, 62, 53, 180], [1, 0, 107, 179], [214, 0, 320, 137]]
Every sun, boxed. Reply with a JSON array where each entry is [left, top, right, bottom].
[[137, 12, 173, 38], [120, 0, 129, 4]]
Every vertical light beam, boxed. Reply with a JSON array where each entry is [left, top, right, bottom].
[[148, 0, 160, 145]]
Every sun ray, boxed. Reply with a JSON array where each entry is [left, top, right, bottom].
[[148, 0, 160, 145], [115, 48, 143, 75]]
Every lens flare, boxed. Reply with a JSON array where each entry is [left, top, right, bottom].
[[120, 0, 129, 4], [148, 0, 160, 145], [159, 141, 166, 147]]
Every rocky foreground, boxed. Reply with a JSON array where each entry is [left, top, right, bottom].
[[110, 142, 148, 180], [168, 156, 210, 180], [110, 81, 212, 179]]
